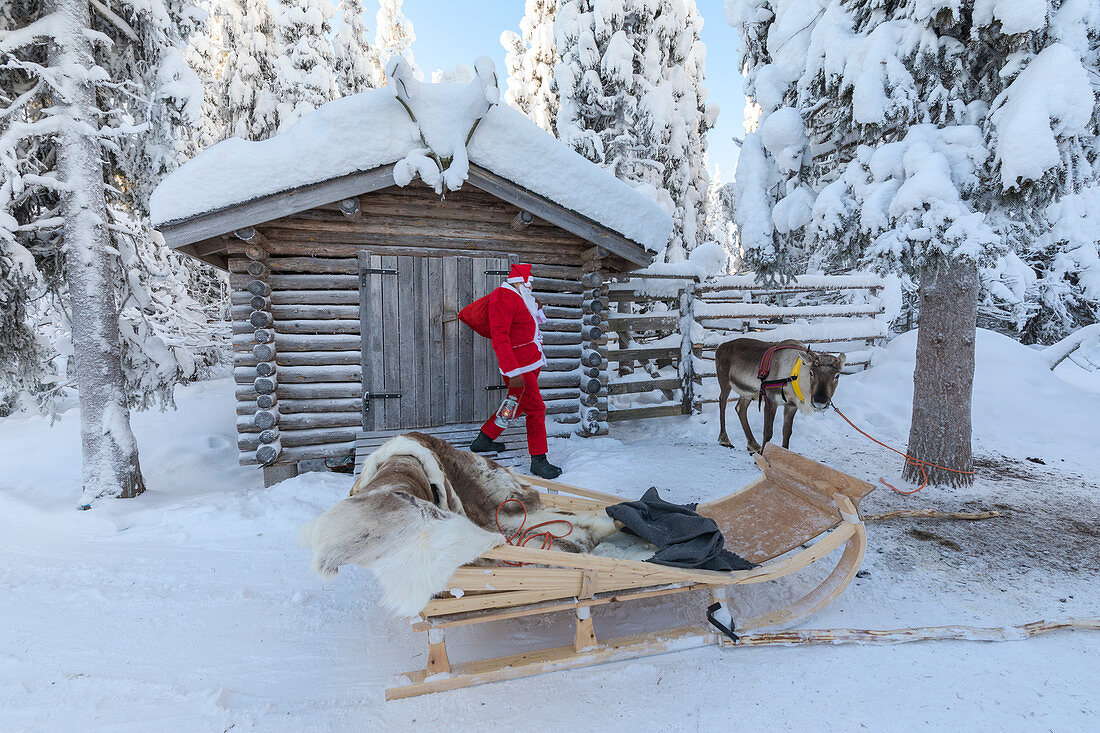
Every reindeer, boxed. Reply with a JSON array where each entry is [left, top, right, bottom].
[[716, 338, 846, 453]]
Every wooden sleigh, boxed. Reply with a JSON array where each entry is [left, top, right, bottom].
[[387, 444, 874, 699]]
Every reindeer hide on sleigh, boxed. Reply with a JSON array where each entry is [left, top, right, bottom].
[[300, 435, 875, 699], [298, 432, 615, 616]]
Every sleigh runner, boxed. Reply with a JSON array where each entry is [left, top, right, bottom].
[[387, 444, 873, 699]]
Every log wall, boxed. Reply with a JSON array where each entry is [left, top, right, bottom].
[[230, 182, 611, 466]]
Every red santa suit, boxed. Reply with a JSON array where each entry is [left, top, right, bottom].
[[479, 264, 549, 456]]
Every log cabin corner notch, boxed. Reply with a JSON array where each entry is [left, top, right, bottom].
[[150, 59, 672, 483]]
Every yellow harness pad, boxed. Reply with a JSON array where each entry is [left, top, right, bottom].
[[790, 357, 805, 403]]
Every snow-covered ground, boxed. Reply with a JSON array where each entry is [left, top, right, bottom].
[[1, 330, 1098, 731]]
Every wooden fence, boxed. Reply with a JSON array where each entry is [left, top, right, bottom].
[[604, 273, 891, 418]]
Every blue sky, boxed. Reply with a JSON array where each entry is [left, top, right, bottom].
[[352, 0, 745, 181]]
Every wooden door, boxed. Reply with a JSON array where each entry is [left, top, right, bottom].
[[360, 251, 513, 431]]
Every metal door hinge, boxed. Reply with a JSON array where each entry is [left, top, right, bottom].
[[362, 391, 401, 412]]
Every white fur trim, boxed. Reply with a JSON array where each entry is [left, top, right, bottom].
[[500, 360, 544, 378], [352, 435, 461, 512]]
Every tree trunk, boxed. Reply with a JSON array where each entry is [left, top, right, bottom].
[[905, 258, 978, 487], [50, 0, 146, 503]]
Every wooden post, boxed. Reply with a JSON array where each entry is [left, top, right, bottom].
[[573, 606, 598, 652], [616, 298, 634, 376], [679, 280, 697, 414], [426, 628, 451, 675]]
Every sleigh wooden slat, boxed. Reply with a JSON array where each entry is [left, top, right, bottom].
[[386, 444, 874, 699]]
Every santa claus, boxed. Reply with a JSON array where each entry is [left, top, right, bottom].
[[459, 263, 562, 479]]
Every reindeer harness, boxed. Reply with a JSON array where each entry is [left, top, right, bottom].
[[757, 344, 808, 408]]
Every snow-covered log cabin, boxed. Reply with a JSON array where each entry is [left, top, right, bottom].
[[151, 58, 671, 485]]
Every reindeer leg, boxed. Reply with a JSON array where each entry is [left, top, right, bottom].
[[782, 404, 796, 448], [762, 400, 777, 447], [735, 397, 761, 453], [718, 381, 734, 448]]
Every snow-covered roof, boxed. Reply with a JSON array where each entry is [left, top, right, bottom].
[[150, 57, 671, 255]]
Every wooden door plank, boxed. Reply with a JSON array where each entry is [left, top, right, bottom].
[[457, 256, 475, 423], [359, 250, 384, 431], [475, 262, 493, 420], [358, 250, 369, 430], [381, 254, 401, 430], [398, 255, 416, 428], [413, 256, 430, 428], [427, 256, 444, 426], [443, 256, 460, 424]]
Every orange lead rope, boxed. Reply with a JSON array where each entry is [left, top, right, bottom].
[[831, 405, 975, 494], [494, 499, 574, 566]]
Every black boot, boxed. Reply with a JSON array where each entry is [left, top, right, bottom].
[[470, 431, 506, 453], [529, 454, 562, 480]]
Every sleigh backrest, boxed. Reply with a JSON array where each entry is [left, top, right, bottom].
[[697, 444, 874, 565]]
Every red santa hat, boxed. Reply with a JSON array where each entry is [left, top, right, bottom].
[[506, 263, 532, 286]]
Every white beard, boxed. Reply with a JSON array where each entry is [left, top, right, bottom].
[[508, 281, 539, 321]]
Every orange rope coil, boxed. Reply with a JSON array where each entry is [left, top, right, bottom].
[[494, 499, 574, 566]]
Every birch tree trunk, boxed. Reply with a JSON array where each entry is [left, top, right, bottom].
[[904, 258, 978, 487], [49, 0, 146, 502]]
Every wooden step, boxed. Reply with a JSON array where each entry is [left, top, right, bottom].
[[354, 421, 531, 470]]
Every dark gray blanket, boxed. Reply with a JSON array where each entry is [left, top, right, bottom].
[[605, 487, 756, 571]]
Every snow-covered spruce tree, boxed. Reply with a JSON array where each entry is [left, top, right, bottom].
[[183, 0, 233, 156], [727, 0, 1100, 484], [976, 2, 1100, 343], [726, 0, 824, 284], [219, 0, 279, 140], [0, 1, 57, 416], [704, 169, 737, 267], [1, 0, 146, 500], [501, 0, 560, 135], [0, 169, 53, 416], [92, 0, 228, 411], [728, 0, 1100, 339], [273, 0, 337, 131], [814, 126, 998, 487], [372, 0, 421, 84], [555, 0, 715, 262], [333, 0, 379, 96], [797, 3, 1005, 487]]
